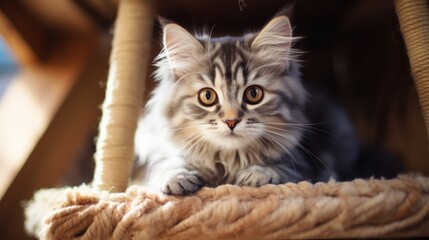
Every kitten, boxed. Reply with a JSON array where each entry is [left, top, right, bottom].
[[134, 15, 360, 195]]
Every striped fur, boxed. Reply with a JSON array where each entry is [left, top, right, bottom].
[[134, 16, 359, 195]]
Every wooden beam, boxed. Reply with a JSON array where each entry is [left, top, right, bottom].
[[21, 0, 98, 34], [0, 1, 49, 64], [0, 37, 91, 199], [0, 35, 109, 239]]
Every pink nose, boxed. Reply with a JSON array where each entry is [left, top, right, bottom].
[[223, 119, 241, 130]]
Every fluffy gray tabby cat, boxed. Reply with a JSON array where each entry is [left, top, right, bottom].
[[134, 15, 359, 195]]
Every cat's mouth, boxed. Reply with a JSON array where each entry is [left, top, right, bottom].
[[227, 132, 241, 138], [211, 131, 253, 149]]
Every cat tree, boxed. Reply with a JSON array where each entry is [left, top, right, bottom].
[[25, 0, 429, 239]]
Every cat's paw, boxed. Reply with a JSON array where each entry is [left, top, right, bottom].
[[162, 171, 205, 195], [234, 165, 282, 187]]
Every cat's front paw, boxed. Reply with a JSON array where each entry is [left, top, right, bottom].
[[234, 165, 282, 187], [162, 171, 205, 195]]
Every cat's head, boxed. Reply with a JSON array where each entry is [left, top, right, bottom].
[[154, 15, 307, 153]]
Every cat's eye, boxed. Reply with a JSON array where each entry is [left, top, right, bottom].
[[198, 88, 218, 107], [244, 85, 264, 104]]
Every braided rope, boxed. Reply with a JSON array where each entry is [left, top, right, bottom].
[[395, 0, 429, 140], [92, 0, 153, 192], [24, 175, 429, 239]]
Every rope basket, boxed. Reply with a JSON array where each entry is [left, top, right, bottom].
[[25, 175, 429, 239], [24, 0, 429, 239]]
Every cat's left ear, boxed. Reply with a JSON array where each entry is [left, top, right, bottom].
[[251, 16, 294, 70]]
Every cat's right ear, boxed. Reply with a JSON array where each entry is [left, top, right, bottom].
[[250, 15, 295, 72], [163, 23, 203, 72]]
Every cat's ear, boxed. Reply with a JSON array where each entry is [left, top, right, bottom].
[[163, 23, 203, 72], [251, 16, 294, 71]]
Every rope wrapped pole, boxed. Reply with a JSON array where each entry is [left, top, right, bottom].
[[395, 0, 429, 141], [93, 0, 154, 192]]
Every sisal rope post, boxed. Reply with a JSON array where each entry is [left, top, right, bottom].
[[93, 0, 154, 192], [395, 0, 429, 141]]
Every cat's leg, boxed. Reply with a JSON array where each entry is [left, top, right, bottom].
[[161, 169, 204, 195], [145, 157, 205, 195], [234, 162, 304, 187]]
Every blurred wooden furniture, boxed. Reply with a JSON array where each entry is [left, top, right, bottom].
[[0, 1, 110, 239]]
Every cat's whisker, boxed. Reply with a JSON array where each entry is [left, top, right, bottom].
[[254, 136, 271, 164], [263, 129, 328, 170], [260, 132, 307, 178], [170, 123, 211, 132], [285, 125, 340, 142], [269, 126, 335, 149], [171, 120, 220, 131], [265, 125, 314, 139], [267, 133, 310, 178], [264, 121, 329, 127], [174, 134, 203, 156], [274, 130, 334, 175], [265, 123, 342, 145], [265, 122, 337, 137], [182, 135, 204, 160], [193, 135, 207, 158], [265, 129, 335, 175], [264, 124, 341, 148], [293, 142, 335, 177]]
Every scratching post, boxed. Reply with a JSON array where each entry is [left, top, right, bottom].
[[93, 0, 153, 192], [395, 0, 429, 142]]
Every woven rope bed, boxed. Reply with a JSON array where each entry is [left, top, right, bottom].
[[25, 0, 429, 239]]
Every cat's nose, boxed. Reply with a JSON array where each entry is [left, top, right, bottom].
[[223, 119, 241, 130]]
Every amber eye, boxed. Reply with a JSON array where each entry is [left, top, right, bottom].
[[244, 85, 264, 104], [198, 88, 218, 107]]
